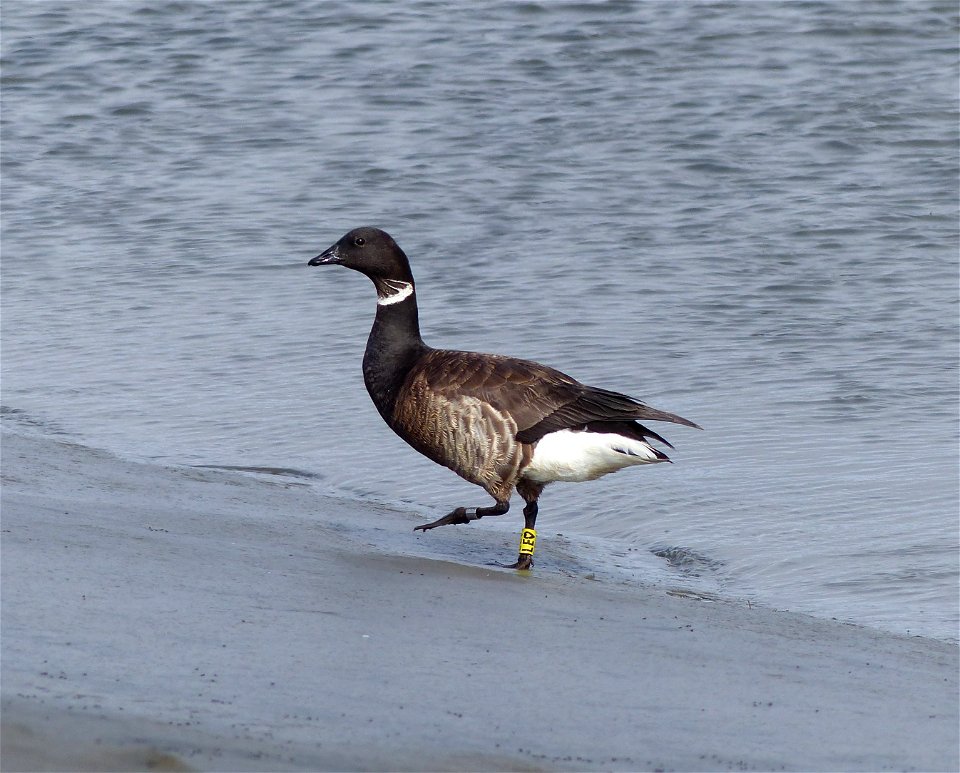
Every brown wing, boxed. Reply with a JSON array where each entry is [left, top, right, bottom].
[[402, 349, 700, 446]]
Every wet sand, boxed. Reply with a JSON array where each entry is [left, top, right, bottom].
[[1, 429, 957, 772]]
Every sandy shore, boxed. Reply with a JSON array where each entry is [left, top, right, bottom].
[[1, 429, 957, 772]]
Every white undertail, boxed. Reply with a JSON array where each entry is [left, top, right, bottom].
[[522, 428, 666, 484]]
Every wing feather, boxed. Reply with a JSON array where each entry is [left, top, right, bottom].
[[403, 350, 700, 446]]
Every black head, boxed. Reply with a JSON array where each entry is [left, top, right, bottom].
[[308, 227, 414, 285]]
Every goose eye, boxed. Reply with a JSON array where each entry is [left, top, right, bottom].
[[354, 236, 366, 246]]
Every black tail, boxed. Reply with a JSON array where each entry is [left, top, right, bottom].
[[583, 420, 676, 449], [516, 385, 701, 444]]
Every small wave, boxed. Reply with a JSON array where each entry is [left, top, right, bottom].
[[652, 545, 724, 578], [191, 463, 322, 481], [0, 406, 71, 437]]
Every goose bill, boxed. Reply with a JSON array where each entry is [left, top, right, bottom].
[[308, 245, 341, 266]]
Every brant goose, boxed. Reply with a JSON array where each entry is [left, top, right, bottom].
[[308, 227, 699, 569]]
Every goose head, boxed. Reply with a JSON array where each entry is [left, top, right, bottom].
[[309, 227, 415, 287]]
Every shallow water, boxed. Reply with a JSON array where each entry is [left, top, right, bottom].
[[2, 1, 957, 640]]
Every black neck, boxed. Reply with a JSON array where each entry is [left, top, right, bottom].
[[362, 292, 427, 422]]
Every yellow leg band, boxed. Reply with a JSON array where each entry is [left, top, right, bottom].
[[518, 528, 537, 556]]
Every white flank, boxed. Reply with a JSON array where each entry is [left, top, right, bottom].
[[522, 429, 666, 484], [377, 280, 414, 306]]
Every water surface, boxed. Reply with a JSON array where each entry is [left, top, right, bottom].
[[2, 1, 957, 639]]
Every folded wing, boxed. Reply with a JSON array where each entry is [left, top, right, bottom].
[[406, 349, 700, 446]]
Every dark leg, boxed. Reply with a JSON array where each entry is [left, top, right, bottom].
[[414, 499, 510, 532], [504, 480, 543, 570]]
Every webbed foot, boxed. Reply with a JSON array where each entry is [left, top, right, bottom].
[[414, 507, 473, 531], [414, 500, 510, 532], [498, 554, 534, 571]]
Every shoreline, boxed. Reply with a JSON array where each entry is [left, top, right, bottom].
[[2, 429, 957, 771]]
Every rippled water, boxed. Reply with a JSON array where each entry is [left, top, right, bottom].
[[2, 1, 957, 640]]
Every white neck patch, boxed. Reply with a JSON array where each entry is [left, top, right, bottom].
[[377, 280, 414, 306]]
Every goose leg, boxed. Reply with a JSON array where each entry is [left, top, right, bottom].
[[503, 500, 538, 570], [504, 479, 544, 570], [414, 499, 510, 531]]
